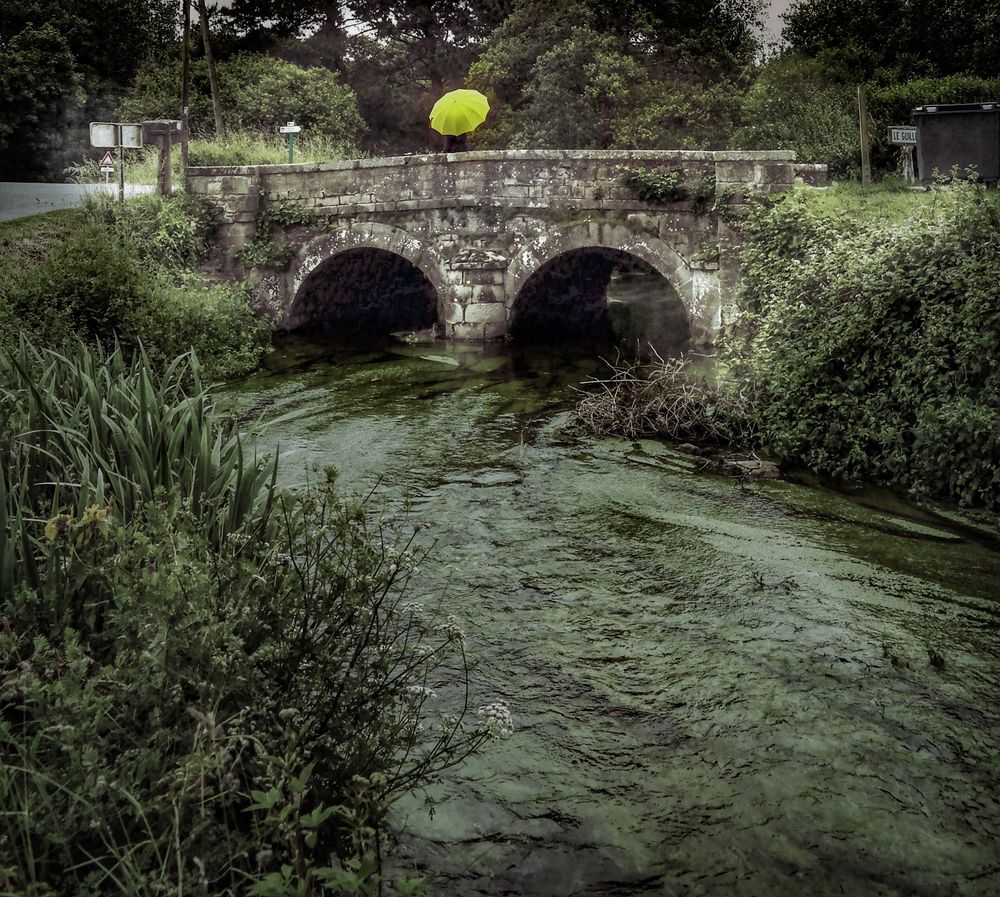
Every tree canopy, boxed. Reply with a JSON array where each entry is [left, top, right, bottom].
[[0, 0, 176, 178], [782, 0, 1000, 81]]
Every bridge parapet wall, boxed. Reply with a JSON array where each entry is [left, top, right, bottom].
[[187, 150, 796, 343]]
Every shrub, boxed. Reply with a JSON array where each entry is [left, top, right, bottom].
[[730, 182, 1000, 507], [734, 54, 859, 177], [0, 340, 503, 895], [120, 54, 364, 154], [2, 195, 270, 379]]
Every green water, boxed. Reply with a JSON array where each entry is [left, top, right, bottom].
[[225, 339, 1000, 897]]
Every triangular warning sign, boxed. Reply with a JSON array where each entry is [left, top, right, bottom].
[[99, 151, 115, 166]]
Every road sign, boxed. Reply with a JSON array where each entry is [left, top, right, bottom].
[[90, 123, 118, 147], [888, 125, 918, 145], [99, 151, 115, 167], [90, 122, 142, 148], [121, 124, 142, 148], [279, 122, 302, 134], [141, 120, 183, 145]]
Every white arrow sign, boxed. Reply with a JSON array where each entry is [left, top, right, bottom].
[[279, 121, 302, 134]]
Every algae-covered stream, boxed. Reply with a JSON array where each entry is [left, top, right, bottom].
[[225, 339, 1000, 897]]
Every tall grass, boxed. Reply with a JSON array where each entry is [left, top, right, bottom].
[[65, 132, 357, 185], [0, 338, 276, 594], [0, 338, 504, 895]]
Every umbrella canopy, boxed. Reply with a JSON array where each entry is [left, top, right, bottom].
[[430, 89, 490, 136]]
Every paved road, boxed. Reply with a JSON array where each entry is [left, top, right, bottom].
[[0, 182, 156, 222]]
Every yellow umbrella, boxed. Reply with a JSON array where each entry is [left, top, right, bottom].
[[430, 89, 490, 136]]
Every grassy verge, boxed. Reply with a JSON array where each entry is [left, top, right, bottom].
[[0, 193, 271, 379], [577, 181, 1000, 508], [65, 132, 357, 186]]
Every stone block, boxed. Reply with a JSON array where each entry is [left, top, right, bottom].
[[481, 321, 507, 340], [794, 163, 829, 186], [221, 175, 253, 194], [464, 302, 506, 323], [450, 247, 509, 271], [443, 303, 465, 325], [450, 322, 485, 340], [463, 269, 504, 286], [715, 160, 756, 185]]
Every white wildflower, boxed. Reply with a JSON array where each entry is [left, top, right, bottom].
[[476, 701, 513, 740]]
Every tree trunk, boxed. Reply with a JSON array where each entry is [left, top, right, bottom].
[[197, 0, 225, 138], [181, 0, 191, 167]]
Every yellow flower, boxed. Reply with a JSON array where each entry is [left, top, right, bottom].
[[43, 514, 73, 541], [82, 504, 110, 525]]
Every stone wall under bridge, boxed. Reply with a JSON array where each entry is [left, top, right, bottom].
[[186, 149, 798, 345]]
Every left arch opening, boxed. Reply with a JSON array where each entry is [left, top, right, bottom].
[[288, 248, 439, 340]]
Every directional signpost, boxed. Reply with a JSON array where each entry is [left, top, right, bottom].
[[889, 125, 918, 184], [142, 120, 183, 196], [279, 121, 302, 164]]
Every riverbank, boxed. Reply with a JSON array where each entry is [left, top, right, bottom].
[[581, 181, 1000, 512], [0, 196, 269, 378]]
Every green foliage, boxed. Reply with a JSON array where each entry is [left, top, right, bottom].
[[513, 27, 644, 149], [82, 192, 220, 268], [240, 240, 298, 270], [240, 193, 317, 270], [0, 339, 503, 895], [0, 23, 85, 178], [621, 168, 716, 212], [616, 77, 743, 150], [0, 1, 176, 179], [734, 54, 859, 176], [0, 195, 270, 379], [781, 0, 1000, 81], [468, 0, 754, 151], [622, 167, 688, 203], [120, 53, 364, 152], [730, 183, 1000, 507]]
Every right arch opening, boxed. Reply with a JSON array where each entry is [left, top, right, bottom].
[[509, 248, 690, 355]]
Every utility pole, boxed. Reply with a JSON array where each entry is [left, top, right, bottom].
[[181, 0, 191, 169], [197, 0, 225, 138], [858, 84, 872, 188]]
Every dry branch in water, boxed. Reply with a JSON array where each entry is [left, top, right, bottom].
[[574, 353, 758, 448]]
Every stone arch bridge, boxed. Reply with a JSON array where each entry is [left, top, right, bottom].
[[187, 150, 799, 345]]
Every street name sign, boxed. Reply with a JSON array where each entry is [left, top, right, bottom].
[[888, 125, 918, 145], [279, 122, 302, 134]]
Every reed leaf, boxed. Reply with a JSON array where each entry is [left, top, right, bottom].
[[0, 338, 279, 595]]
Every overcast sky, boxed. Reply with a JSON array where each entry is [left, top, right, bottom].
[[208, 1, 797, 38], [764, 0, 794, 40]]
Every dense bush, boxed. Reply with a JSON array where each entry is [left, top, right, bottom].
[[0, 340, 504, 895], [730, 183, 1000, 507], [734, 54, 859, 177], [0, 195, 270, 378], [120, 54, 363, 154]]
